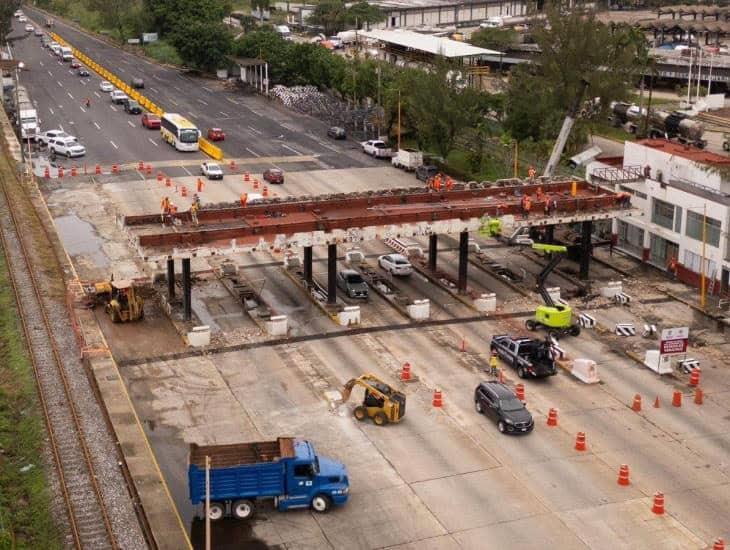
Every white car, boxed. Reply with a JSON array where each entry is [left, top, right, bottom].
[[48, 136, 86, 158], [19, 15, 27, 22], [378, 254, 413, 276], [24, 24, 34, 33], [39, 129, 75, 146], [100, 81, 114, 92], [14, 10, 23, 17], [110, 89, 129, 104], [201, 162, 223, 180], [361, 140, 394, 158]]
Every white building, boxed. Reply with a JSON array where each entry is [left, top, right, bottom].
[[588, 139, 730, 296]]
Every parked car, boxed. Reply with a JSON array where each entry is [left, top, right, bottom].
[[361, 139, 394, 158], [14, 10, 23, 17], [78, 67, 90, 77], [141, 113, 161, 129], [123, 99, 142, 114], [327, 36, 344, 49], [327, 126, 346, 140], [110, 90, 129, 104], [34, 28, 43, 36], [48, 136, 86, 158], [337, 270, 369, 299], [474, 381, 534, 435], [415, 164, 439, 182], [207, 127, 225, 141], [201, 162, 223, 180], [70, 59, 80, 69], [25, 24, 34, 32], [39, 129, 75, 146], [263, 168, 284, 184], [130, 77, 144, 89], [19, 15, 28, 22], [378, 254, 413, 276], [100, 80, 114, 92]]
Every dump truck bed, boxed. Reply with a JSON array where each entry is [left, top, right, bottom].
[[189, 438, 295, 468]]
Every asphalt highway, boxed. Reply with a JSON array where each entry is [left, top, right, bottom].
[[14, 9, 376, 171]]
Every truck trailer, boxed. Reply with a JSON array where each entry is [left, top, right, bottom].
[[610, 102, 706, 149], [188, 438, 349, 521]]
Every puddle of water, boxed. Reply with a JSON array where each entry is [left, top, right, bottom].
[[54, 215, 110, 267]]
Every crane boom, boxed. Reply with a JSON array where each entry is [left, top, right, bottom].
[[532, 243, 567, 307], [542, 79, 590, 178]]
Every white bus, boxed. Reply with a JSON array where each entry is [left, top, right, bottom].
[[160, 113, 200, 152]]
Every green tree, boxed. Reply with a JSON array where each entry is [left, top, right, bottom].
[[307, 0, 348, 35], [145, 0, 231, 35], [251, 0, 270, 22], [470, 27, 518, 51], [345, 2, 385, 30], [170, 21, 232, 70], [0, 0, 21, 44]]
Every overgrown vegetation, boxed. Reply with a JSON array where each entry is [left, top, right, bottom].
[[0, 249, 62, 549]]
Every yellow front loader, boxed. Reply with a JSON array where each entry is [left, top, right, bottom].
[[341, 374, 405, 426]]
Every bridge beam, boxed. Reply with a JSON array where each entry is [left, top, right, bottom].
[[327, 243, 337, 305], [579, 220, 592, 280], [303, 246, 313, 286], [428, 234, 438, 271], [458, 231, 469, 294]]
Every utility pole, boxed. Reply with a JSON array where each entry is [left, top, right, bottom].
[[205, 455, 211, 550], [700, 203, 707, 309], [397, 89, 401, 150]]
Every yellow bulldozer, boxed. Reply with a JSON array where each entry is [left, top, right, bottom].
[[92, 280, 145, 323], [341, 374, 405, 426]]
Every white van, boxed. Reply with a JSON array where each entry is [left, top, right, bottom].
[[480, 17, 505, 28], [60, 46, 73, 61], [275, 25, 292, 41]]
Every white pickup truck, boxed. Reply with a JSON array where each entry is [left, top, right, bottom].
[[361, 140, 394, 159]]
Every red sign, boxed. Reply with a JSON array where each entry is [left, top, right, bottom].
[[660, 338, 688, 355]]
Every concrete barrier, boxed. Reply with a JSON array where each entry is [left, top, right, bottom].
[[571, 358, 600, 383], [644, 349, 673, 374], [474, 293, 497, 312], [199, 137, 224, 160], [601, 281, 622, 298], [266, 315, 288, 336], [337, 305, 360, 326], [283, 254, 300, 268], [187, 325, 210, 347], [467, 239, 480, 253], [407, 299, 430, 320]]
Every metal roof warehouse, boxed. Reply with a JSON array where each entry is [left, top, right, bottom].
[[361, 29, 500, 58]]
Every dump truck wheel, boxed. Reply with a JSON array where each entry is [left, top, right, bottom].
[[311, 495, 331, 513], [373, 412, 388, 426], [208, 502, 225, 521], [353, 406, 367, 421], [232, 499, 255, 520]]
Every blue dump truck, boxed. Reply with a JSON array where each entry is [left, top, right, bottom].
[[188, 437, 349, 520]]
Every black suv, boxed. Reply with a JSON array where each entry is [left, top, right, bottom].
[[474, 381, 534, 434], [416, 164, 438, 182], [131, 77, 144, 89], [327, 126, 346, 140], [123, 99, 142, 114]]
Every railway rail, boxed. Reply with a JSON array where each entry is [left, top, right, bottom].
[[0, 170, 118, 549]]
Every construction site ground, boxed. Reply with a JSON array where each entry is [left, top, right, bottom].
[[38, 163, 730, 549]]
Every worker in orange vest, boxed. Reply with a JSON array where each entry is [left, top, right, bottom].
[[528, 166, 536, 181], [160, 196, 170, 223], [445, 176, 454, 191], [240, 192, 248, 207], [521, 193, 532, 219], [433, 174, 442, 192], [667, 255, 678, 279], [190, 201, 199, 226]]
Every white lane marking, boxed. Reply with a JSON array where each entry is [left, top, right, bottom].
[[247, 107, 261, 116], [150, 87, 159, 93], [197, 99, 208, 105], [121, 59, 130, 64], [94, 91, 101, 98], [143, 60, 154, 66], [282, 144, 302, 156], [127, 120, 135, 127], [245, 147, 260, 157], [170, 99, 179, 106], [202, 86, 212, 92], [80, 80, 87, 86], [67, 91, 74, 99], [247, 125, 262, 135], [49, 107, 54, 115], [39, 61, 44, 67], [80, 106, 86, 113], [188, 112, 196, 119], [94, 122, 101, 130], [110, 140, 118, 149], [118, 67, 125, 72], [110, 105, 117, 111], [152, 74, 162, 80], [225, 97, 238, 104], [318, 141, 339, 153], [57, 80, 63, 87], [148, 137, 159, 147], [59, 125, 64, 131], [280, 123, 295, 132], [47, 70, 52, 76], [219, 111, 229, 117], [173, 85, 181, 92], [182, 166, 193, 176]]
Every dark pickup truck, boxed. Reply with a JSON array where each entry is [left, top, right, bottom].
[[490, 335, 557, 379]]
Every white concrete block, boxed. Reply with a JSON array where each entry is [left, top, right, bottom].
[[467, 239, 480, 253], [601, 281, 622, 298], [571, 358, 600, 384], [187, 325, 210, 347], [283, 254, 300, 268], [474, 293, 497, 312], [407, 299, 430, 320], [644, 349, 673, 375], [266, 314, 288, 336], [337, 305, 360, 326]]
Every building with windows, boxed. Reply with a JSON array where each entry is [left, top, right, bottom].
[[588, 139, 730, 296]]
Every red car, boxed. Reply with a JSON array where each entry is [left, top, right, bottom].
[[263, 168, 284, 184], [142, 113, 161, 129], [70, 59, 80, 68], [207, 127, 225, 141]]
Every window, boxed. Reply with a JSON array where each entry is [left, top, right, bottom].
[[683, 250, 717, 277], [674, 206, 683, 233], [294, 464, 313, 477], [617, 220, 644, 255], [685, 210, 721, 248], [651, 198, 676, 230]]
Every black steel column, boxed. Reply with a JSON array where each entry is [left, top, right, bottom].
[[303, 246, 313, 285], [428, 234, 438, 271], [544, 225, 554, 244], [182, 257, 192, 321], [166, 258, 175, 300], [458, 231, 469, 294], [579, 221, 592, 280], [327, 243, 337, 304]]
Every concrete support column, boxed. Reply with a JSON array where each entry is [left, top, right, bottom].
[[303, 246, 313, 285], [167, 258, 175, 300], [458, 231, 469, 294], [327, 243, 337, 305], [579, 221, 592, 280], [182, 257, 192, 321], [544, 225, 554, 244], [428, 234, 438, 271]]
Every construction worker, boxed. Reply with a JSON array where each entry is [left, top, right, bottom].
[[617, 191, 631, 209], [433, 174, 442, 192], [667, 255, 678, 279], [521, 193, 532, 219], [548, 196, 558, 216], [445, 176, 454, 191], [536, 186, 544, 203], [190, 201, 199, 226], [192, 193, 201, 210], [489, 351, 499, 378], [528, 165, 536, 181], [240, 192, 248, 207], [160, 196, 170, 223], [84, 97, 91, 108]]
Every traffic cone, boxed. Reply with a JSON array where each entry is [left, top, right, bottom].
[[617, 464, 630, 486], [575, 431, 587, 451], [672, 390, 682, 407], [547, 407, 558, 427], [694, 387, 704, 405], [432, 389, 443, 408], [44, 166, 50, 178], [400, 362, 411, 381], [515, 383, 525, 402], [263, 186, 269, 197], [71, 165, 78, 177], [631, 394, 642, 412], [197, 179, 203, 193], [244, 171, 250, 182], [651, 492, 665, 515], [689, 369, 700, 387], [58, 166, 64, 178], [654, 396, 661, 408], [713, 538, 725, 550], [112, 164, 119, 174]]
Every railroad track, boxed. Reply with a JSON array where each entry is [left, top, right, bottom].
[[0, 171, 117, 549]]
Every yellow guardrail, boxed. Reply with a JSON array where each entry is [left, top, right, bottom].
[[198, 138, 223, 160]]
